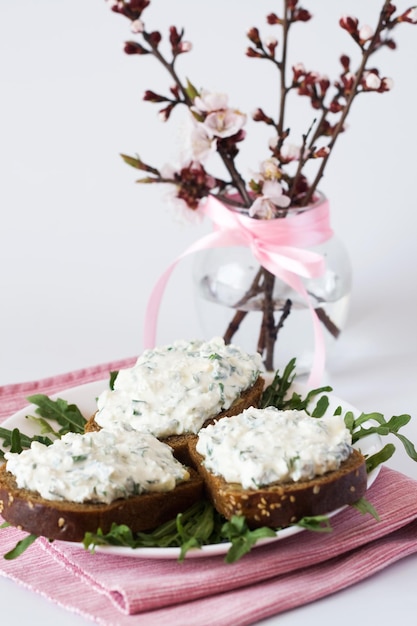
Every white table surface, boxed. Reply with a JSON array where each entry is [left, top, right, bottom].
[[1, 0, 416, 623]]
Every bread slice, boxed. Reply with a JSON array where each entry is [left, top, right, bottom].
[[85, 375, 265, 465], [188, 442, 367, 529], [0, 464, 204, 542]]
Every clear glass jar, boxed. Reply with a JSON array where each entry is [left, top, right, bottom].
[[193, 195, 352, 376]]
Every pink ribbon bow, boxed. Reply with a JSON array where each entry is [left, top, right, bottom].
[[143, 195, 333, 386]]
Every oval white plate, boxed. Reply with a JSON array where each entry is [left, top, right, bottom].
[[1, 378, 382, 559]]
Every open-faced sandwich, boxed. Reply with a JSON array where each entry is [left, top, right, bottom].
[[188, 406, 367, 528], [85, 337, 265, 464]]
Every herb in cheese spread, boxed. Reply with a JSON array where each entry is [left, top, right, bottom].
[[94, 337, 262, 438], [196, 407, 353, 489], [5, 430, 189, 504]]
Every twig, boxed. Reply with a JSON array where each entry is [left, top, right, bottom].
[[223, 310, 249, 344]]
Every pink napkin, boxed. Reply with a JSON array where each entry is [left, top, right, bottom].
[[1, 362, 417, 626]]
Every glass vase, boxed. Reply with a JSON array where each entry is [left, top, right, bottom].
[[192, 195, 352, 377]]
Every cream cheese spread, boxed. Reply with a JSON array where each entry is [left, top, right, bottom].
[[5, 429, 189, 504], [196, 407, 353, 489], [94, 337, 262, 438]]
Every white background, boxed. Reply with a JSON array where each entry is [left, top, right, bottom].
[[0, 2, 416, 623]]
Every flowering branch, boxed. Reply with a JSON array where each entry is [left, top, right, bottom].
[[107, 0, 416, 371]]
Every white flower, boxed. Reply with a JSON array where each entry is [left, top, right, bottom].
[[364, 72, 381, 90], [258, 158, 281, 180], [382, 77, 394, 91], [131, 19, 144, 34], [192, 90, 246, 139], [193, 90, 229, 113], [203, 109, 246, 139], [359, 24, 374, 41], [280, 143, 302, 162], [249, 180, 291, 219], [265, 36, 278, 47], [190, 123, 216, 160], [179, 41, 192, 53]]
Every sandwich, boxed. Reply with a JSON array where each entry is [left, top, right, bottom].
[[0, 429, 204, 542], [85, 337, 265, 464], [188, 406, 368, 528]]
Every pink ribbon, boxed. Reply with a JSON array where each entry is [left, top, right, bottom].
[[143, 195, 333, 386]]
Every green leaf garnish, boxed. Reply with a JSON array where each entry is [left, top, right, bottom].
[[109, 371, 119, 390], [365, 443, 396, 473], [3, 533, 38, 560], [260, 358, 332, 414], [0, 426, 53, 459], [25, 394, 86, 435], [296, 515, 333, 532], [351, 497, 380, 521], [221, 516, 277, 563]]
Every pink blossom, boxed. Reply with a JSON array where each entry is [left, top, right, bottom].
[[178, 41, 192, 53], [265, 36, 278, 47], [381, 77, 394, 91], [190, 123, 215, 160], [194, 91, 229, 113], [280, 143, 302, 162], [249, 180, 290, 219], [258, 158, 281, 180], [203, 108, 247, 139], [359, 24, 374, 42], [131, 19, 144, 33], [363, 71, 381, 90]]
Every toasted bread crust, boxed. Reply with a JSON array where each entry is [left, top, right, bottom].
[[188, 442, 367, 528], [0, 465, 204, 542], [85, 376, 265, 465]]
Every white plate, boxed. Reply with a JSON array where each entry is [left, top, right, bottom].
[[1, 378, 382, 559]]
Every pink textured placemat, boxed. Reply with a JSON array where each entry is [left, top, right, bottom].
[[0, 362, 417, 626]]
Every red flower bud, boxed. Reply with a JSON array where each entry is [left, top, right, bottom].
[[169, 26, 182, 47], [143, 90, 167, 103], [267, 13, 282, 25], [293, 9, 312, 22], [247, 27, 261, 46], [158, 103, 175, 122], [123, 40, 149, 55], [340, 54, 350, 71], [314, 146, 330, 158], [339, 15, 359, 35], [148, 30, 162, 47], [398, 7, 417, 23], [130, 0, 150, 14], [246, 47, 263, 58], [329, 99, 343, 113], [252, 108, 273, 124]]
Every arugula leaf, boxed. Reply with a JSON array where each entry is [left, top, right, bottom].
[[347, 411, 417, 462], [25, 394, 86, 435], [260, 358, 297, 409], [296, 515, 333, 532], [365, 443, 396, 474], [351, 497, 380, 521], [0, 427, 53, 460], [220, 516, 277, 563], [3, 532, 38, 560], [260, 359, 332, 414]]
